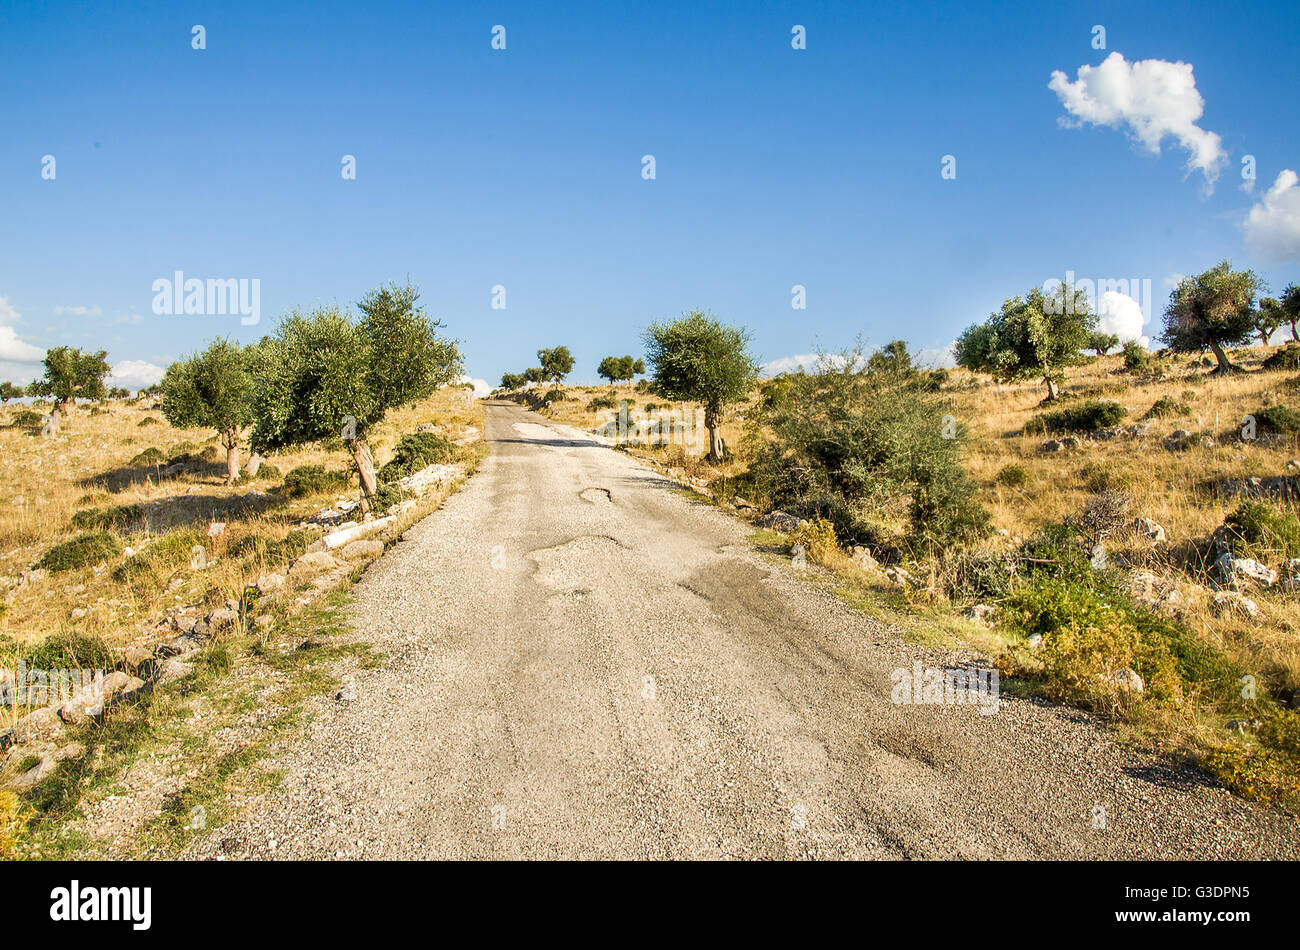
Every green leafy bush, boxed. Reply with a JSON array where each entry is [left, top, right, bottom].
[[997, 526, 1243, 712], [1262, 345, 1300, 372], [70, 504, 144, 532], [542, 388, 566, 403], [1251, 405, 1300, 435], [374, 483, 413, 512], [1222, 502, 1300, 559], [746, 355, 989, 553], [36, 533, 121, 573], [1143, 396, 1191, 419], [129, 447, 166, 467], [995, 464, 1029, 487], [377, 432, 458, 482], [22, 632, 115, 672], [137, 416, 160, 427], [1122, 341, 1151, 373], [12, 409, 42, 427], [1024, 399, 1126, 434], [282, 465, 351, 498], [588, 394, 619, 411]]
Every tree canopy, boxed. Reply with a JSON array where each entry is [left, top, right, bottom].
[[251, 282, 462, 510], [954, 282, 1096, 399], [1160, 260, 1261, 373], [27, 346, 111, 433], [643, 310, 758, 462], [537, 346, 575, 385], [160, 338, 255, 483]]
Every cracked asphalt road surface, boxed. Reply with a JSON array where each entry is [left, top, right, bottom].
[[187, 401, 1300, 859]]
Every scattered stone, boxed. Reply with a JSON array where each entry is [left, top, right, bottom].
[[206, 606, 239, 633], [760, 511, 804, 533], [1026, 634, 1044, 649], [884, 566, 912, 587], [1039, 439, 1065, 453], [340, 539, 384, 560], [850, 545, 878, 571], [335, 676, 357, 702], [1212, 590, 1260, 618], [1132, 516, 1166, 545], [968, 604, 998, 624], [156, 657, 195, 684], [256, 573, 286, 595], [1101, 667, 1144, 693], [288, 551, 340, 582], [13, 707, 65, 744], [1214, 552, 1277, 590], [58, 672, 144, 724]]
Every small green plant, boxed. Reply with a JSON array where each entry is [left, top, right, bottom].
[[129, 447, 166, 467], [377, 432, 458, 482], [374, 483, 413, 512], [1222, 502, 1300, 559], [1122, 340, 1151, 373], [137, 416, 160, 427], [1024, 399, 1126, 434], [35, 533, 121, 573], [69, 504, 144, 532], [1251, 405, 1300, 435], [282, 465, 351, 498], [1261, 345, 1300, 372], [1143, 396, 1192, 419], [995, 464, 1029, 487], [22, 632, 115, 671]]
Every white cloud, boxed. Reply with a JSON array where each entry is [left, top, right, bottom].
[[915, 343, 957, 369], [0, 296, 23, 326], [1048, 52, 1226, 191], [109, 360, 167, 391], [760, 353, 820, 376], [53, 305, 102, 317], [0, 325, 45, 363], [456, 375, 491, 398], [1097, 290, 1149, 345], [1243, 169, 1300, 263]]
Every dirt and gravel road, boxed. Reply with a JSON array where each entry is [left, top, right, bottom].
[[187, 401, 1300, 859]]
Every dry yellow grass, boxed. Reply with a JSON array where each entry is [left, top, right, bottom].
[[0, 388, 483, 654]]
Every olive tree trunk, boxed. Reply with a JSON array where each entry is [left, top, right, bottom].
[[1208, 337, 1236, 373], [351, 438, 378, 517], [221, 430, 240, 485], [704, 404, 724, 463], [1044, 376, 1059, 400]]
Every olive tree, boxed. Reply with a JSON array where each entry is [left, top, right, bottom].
[[251, 282, 463, 513], [537, 346, 574, 385], [1160, 261, 1261, 373], [160, 338, 255, 484], [1087, 331, 1120, 357], [0, 382, 23, 404], [27, 346, 110, 434], [1260, 284, 1300, 344], [643, 310, 758, 463], [954, 282, 1095, 400], [499, 371, 526, 391], [597, 355, 645, 385]]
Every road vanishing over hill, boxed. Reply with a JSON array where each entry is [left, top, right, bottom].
[[187, 401, 1300, 859]]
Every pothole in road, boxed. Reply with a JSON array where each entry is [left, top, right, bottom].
[[527, 535, 625, 594], [579, 487, 613, 505]]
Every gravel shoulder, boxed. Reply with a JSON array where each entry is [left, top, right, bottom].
[[184, 401, 1300, 859]]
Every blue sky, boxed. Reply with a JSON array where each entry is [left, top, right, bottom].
[[1, 0, 1298, 388]]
